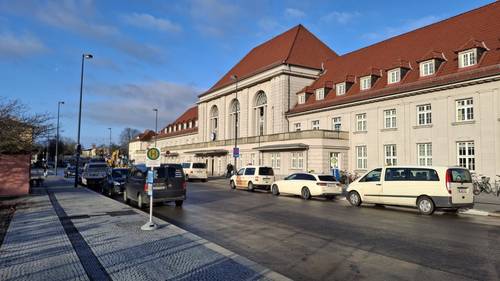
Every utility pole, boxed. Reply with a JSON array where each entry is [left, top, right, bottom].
[[55, 101, 64, 175]]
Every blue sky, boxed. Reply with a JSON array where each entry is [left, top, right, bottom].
[[0, 0, 493, 147]]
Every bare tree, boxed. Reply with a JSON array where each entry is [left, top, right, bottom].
[[0, 98, 53, 154], [119, 127, 141, 155]]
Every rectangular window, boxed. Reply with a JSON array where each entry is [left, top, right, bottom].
[[457, 141, 475, 170], [417, 143, 432, 166], [360, 76, 371, 90], [356, 146, 367, 169], [298, 94, 305, 104], [417, 104, 432, 125], [407, 168, 439, 181], [291, 152, 304, 169], [384, 109, 397, 129], [311, 120, 320, 130], [332, 117, 341, 131], [388, 68, 401, 84], [385, 168, 407, 181], [316, 88, 325, 100], [271, 153, 281, 169], [294, 123, 301, 131], [356, 113, 367, 132], [384, 144, 397, 166], [459, 49, 477, 68], [420, 60, 435, 77], [336, 83, 346, 96], [456, 98, 474, 121]]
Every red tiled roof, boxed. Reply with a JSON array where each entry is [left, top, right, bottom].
[[289, 2, 500, 114], [135, 130, 156, 141], [200, 24, 337, 97], [158, 106, 198, 138]]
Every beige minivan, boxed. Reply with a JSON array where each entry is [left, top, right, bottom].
[[347, 166, 474, 215]]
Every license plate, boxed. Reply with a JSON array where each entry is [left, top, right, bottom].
[[458, 188, 467, 193], [153, 184, 166, 190]]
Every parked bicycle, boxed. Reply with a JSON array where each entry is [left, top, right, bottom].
[[471, 173, 492, 195], [494, 175, 500, 197]]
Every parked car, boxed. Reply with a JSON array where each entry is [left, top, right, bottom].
[[123, 164, 186, 208], [230, 166, 275, 191], [101, 168, 129, 196], [64, 165, 76, 178], [271, 173, 343, 200], [181, 162, 208, 182], [346, 166, 474, 215], [81, 162, 109, 188]]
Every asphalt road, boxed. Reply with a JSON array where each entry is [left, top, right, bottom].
[[107, 178, 500, 281]]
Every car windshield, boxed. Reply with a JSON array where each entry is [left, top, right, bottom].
[[112, 170, 128, 178], [318, 175, 337, 182], [259, 167, 274, 176], [181, 163, 190, 168], [193, 163, 206, 169]]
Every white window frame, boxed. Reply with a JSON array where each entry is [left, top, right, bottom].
[[360, 76, 371, 91], [356, 146, 367, 170], [356, 113, 367, 132], [387, 68, 401, 84], [417, 104, 432, 125], [384, 109, 397, 129], [417, 143, 432, 166], [311, 120, 320, 130], [419, 60, 435, 77], [250, 153, 255, 165], [294, 122, 301, 132], [384, 144, 397, 166], [459, 49, 477, 68], [457, 141, 475, 170], [332, 117, 341, 131], [456, 98, 474, 121], [271, 152, 281, 169], [315, 88, 325, 100], [298, 93, 306, 104], [291, 152, 304, 169], [336, 82, 346, 96]]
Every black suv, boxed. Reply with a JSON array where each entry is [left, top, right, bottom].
[[123, 164, 186, 208], [101, 168, 129, 196]]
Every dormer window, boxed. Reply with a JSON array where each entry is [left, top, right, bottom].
[[387, 68, 401, 84], [419, 60, 435, 77], [360, 76, 371, 90], [459, 49, 477, 68], [336, 82, 346, 96], [315, 88, 325, 100], [298, 93, 306, 104]]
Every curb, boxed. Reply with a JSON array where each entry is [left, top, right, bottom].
[[80, 185, 291, 281], [459, 208, 500, 218]]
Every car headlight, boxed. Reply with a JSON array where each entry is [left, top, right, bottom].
[[113, 181, 121, 186]]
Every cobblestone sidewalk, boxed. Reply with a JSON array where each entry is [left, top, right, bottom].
[[0, 181, 289, 281]]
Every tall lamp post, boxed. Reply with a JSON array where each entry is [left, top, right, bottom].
[[153, 109, 158, 147], [108, 127, 112, 155], [55, 101, 64, 176], [74, 53, 93, 188], [230, 75, 238, 172]]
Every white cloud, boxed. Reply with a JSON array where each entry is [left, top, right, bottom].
[[362, 15, 442, 42], [0, 30, 47, 59], [321, 11, 360, 24], [285, 8, 305, 18], [122, 13, 181, 33]]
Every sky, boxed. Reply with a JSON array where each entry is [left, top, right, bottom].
[[0, 0, 494, 147]]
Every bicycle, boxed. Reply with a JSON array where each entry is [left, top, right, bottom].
[[471, 173, 492, 195], [494, 175, 500, 197]]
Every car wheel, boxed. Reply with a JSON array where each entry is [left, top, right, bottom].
[[348, 191, 362, 206], [230, 180, 236, 189], [123, 190, 130, 204], [271, 184, 280, 196], [417, 196, 435, 215], [248, 182, 254, 192], [138, 193, 144, 209], [175, 200, 183, 207], [301, 187, 311, 200]]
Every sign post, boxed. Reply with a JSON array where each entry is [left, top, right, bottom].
[[141, 147, 160, 231]]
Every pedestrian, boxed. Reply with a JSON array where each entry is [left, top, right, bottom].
[[43, 162, 48, 178], [226, 163, 233, 178]]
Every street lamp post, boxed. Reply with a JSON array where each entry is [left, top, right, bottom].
[[74, 53, 93, 188], [230, 75, 238, 172], [55, 101, 64, 176], [108, 127, 112, 155], [153, 109, 158, 147]]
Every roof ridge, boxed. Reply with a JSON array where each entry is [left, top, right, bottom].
[[283, 24, 302, 62]]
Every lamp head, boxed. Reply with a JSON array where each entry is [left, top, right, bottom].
[[83, 54, 93, 59]]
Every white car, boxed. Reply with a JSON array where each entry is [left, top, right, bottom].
[[181, 162, 208, 182], [230, 166, 275, 191], [346, 166, 474, 215], [271, 173, 343, 200]]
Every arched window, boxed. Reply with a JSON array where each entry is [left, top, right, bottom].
[[210, 105, 219, 139], [254, 91, 267, 136], [229, 99, 240, 139]]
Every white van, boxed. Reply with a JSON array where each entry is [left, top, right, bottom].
[[230, 166, 275, 191], [181, 162, 208, 182], [346, 166, 474, 215]]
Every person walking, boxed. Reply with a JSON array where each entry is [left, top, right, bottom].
[[226, 163, 233, 178]]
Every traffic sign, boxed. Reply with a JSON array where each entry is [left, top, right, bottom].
[[233, 147, 240, 158], [146, 147, 161, 167]]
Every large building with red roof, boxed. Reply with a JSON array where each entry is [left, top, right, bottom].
[[130, 2, 500, 179]]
